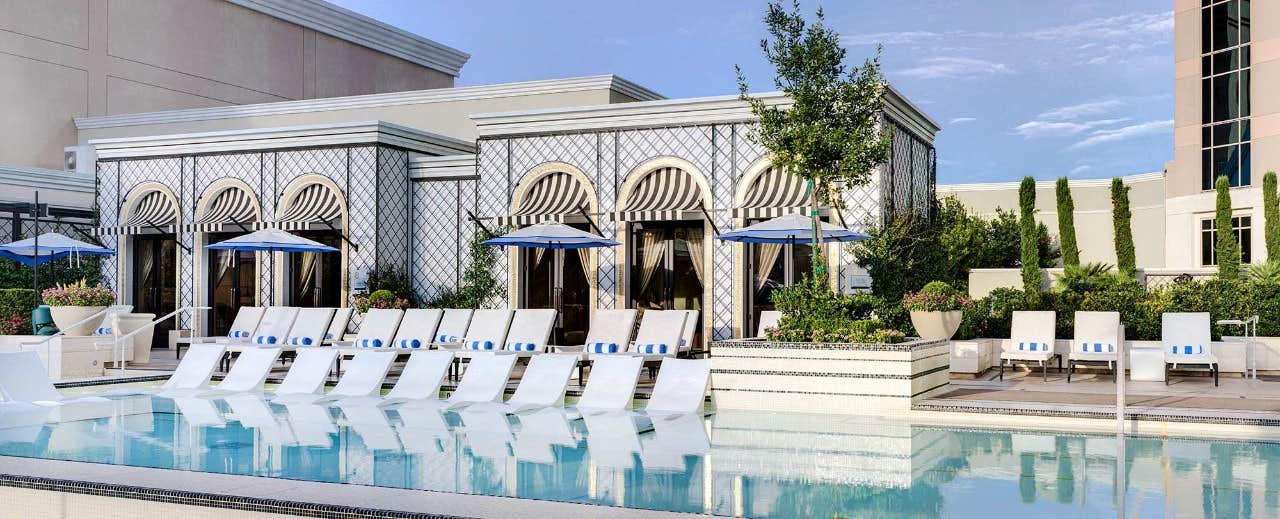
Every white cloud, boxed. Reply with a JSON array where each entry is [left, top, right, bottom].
[[1069, 165, 1093, 175], [1066, 120, 1174, 150], [1037, 100, 1125, 121], [1026, 12, 1173, 43], [842, 31, 942, 46], [897, 57, 1012, 79], [1014, 118, 1129, 139], [949, 117, 977, 124]]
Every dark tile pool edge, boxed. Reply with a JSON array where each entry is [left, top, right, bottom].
[[0, 472, 470, 519], [54, 374, 170, 388], [912, 400, 1280, 427]]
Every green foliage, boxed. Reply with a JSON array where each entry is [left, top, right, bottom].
[[1266, 171, 1279, 260], [1056, 177, 1080, 267], [0, 255, 102, 292], [1053, 262, 1121, 293], [0, 289, 34, 334], [852, 212, 942, 303], [935, 197, 990, 289], [988, 208, 1058, 268], [354, 289, 410, 314], [1111, 178, 1137, 278], [1247, 260, 1280, 284], [1018, 177, 1041, 305], [766, 317, 903, 344], [955, 287, 1028, 340], [363, 263, 417, 307], [1215, 175, 1241, 280], [426, 229, 505, 309], [42, 279, 114, 307], [767, 275, 904, 343], [901, 281, 968, 312], [737, 0, 892, 276]]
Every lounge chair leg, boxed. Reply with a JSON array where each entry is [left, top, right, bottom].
[[999, 361, 1004, 381], [1214, 364, 1219, 387], [1067, 360, 1073, 383], [1042, 361, 1047, 382], [1058, 355, 1063, 373], [1164, 364, 1169, 386]]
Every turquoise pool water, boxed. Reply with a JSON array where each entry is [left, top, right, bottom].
[[0, 395, 1275, 518]]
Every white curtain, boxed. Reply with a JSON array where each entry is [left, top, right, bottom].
[[213, 250, 234, 287], [297, 252, 318, 300], [576, 248, 595, 288], [636, 229, 666, 295], [680, 228, 705, 286], [753, 243, 783, 291], [136, 241, 156, 289]]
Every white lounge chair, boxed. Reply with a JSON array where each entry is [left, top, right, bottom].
[[334, 308, 404, 349], [498, 309, 557, 356], [556, 309, 638, 355], [433, 309, 474, 345], [402, 352, 516, 410], [393, 405, 454, 453], [325, 307, 355, 342], [582, 410, 641, 468], [470, 353, 577, 414], [269, 348, 338, 402], [160, 343, 228, 395], [630, 310, 687, 360], [86, 304, 134, 337], [755, 310, 782, 339], [279, 401, 337, 447], [1163, 312, 1219, 386], [0, 351, 109, 406], [639, 412, 710, 471], [223, 393, 287, 443], [999, 311, 1059, 382], [457, 406, 514, 459], [643, 358, 711, 416], [391, 309, 443, 349], [1067, 311, 1123, 383], [280, 307, 336, 347], [237, 307, 300, 346], [310, 350, 397, 402], [574, 355, 644, 412], [512, 407, 577, 464], [676, 310, 700, 354], [200, 347, 282, 395], [188, 307, 263, 344], [348, 350, 454, 406], [447, 309, 514, 352], [337, 402, 402, 450], [171, 397, 225, 428]]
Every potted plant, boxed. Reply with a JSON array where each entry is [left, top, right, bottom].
[[353, 289, 410, 314], [42, 280, 115, 336], [902, 281, 968, 340]]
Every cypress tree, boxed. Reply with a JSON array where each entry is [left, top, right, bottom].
[[1019, 177, 1041, 305], [1215, 175, 1240, 280], [1056, 177, 1079, 267], [1110, 178, 1136, 278], [1265, 171, 1279, 261]]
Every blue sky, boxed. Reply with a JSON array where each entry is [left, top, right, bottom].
[[331, 0, 1173, 184]]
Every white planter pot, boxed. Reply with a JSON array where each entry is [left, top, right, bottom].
[[48, 306, 107, 337], [910, 310, 963, 340]]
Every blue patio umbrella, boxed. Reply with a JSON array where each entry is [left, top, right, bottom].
[[206, 228, 339, 253], [482, 222, 619, 250], [715, 213, 870, 244], [0, 232, 116, 266]]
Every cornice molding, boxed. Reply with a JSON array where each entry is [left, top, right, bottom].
[[225, 0, 469, 76], [90, 121, 475, 159], [408, 154, 477, 181], [0, 164, 95, 192], [74, 75, 662, 130], [937, 171, 1165, 193]]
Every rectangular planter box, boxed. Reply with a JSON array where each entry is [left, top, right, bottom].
[[710, 338, 950, 415]]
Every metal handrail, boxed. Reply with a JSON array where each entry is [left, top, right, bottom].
[[110, 306, 209, 373], [24, 305, 125, 346]]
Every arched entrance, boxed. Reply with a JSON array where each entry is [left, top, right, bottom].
[[119, 184, 180, 349], [616, 159, 710, 347], [273, 177, 346, 308], [734, 162, 818, 335], [502, 163, 599, 344], [193, 181, 260, 336]]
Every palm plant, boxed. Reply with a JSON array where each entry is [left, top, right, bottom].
[[1246, 260, 1280, 284], [1054, 262, 1119, 293]]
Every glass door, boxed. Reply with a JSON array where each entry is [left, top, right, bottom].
[[289, 231, 342, 308], [132, 235, 176, 349], [746, 240, 813, 335], [629, 221, 705, 344], [208, 233, 256, 336], [520, 226, 591, 344]]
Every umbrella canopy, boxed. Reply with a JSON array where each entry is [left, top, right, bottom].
[[482, 222, 619, 250], [206, 228, 338, 253], [0, 232, 116, 266], [715, 213, 871, 244]]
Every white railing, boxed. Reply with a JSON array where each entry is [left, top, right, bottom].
[[24, 305, 125, 346], [110, 306, 209, 374]]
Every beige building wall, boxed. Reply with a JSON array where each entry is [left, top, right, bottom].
[[0, 0, 463, 171], [937, 173, 1167, 268], [1168, 0, 1280, 268]]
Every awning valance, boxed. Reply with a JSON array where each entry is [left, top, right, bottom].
[[98, 190, 178, 235], [496, 172, 589, 227], [183, 187, 257, 233], [733, 167, 813, 219], [263, 183, 343, 231], [611, 167, 704, 221]]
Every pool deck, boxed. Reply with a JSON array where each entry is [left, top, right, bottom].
[[0, 456, 712, 519]]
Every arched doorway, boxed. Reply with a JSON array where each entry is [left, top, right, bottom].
[[616, 160, 710, 347], [194, 182, 260, 336], [273, 178, 346, 309], [120, 185, 180, 349], [734, 163, 819, 335], [502, 164, 598, 344]]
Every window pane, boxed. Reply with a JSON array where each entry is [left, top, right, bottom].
[[1202, 6, 1212, 54], [1212, 2, 1231, 51], [1241, 69, 1250, 117], [1202, 149, 1214, 190], [1241, 143, 1251, 186], [1226, 0, 1241, 48], [1212, 74, 1231, 122], [1241, 120, 1251, 142], [1203, 78, 1213, 124], [1241, 0, 1250, 43], [1202, 225, 1215, 265], [1213, 122, 1234, 146], [1213, 49, 1238, 74], [1213, 146, 1234, 185], [1239, 222, 1252, 264]]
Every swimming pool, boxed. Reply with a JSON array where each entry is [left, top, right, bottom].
[[0, 395, 1275, 518]]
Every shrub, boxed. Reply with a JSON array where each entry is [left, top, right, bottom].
[[1019, 177, 1041, 306], [901, 281, 968, 312], [364, 264, 417, 307], [1265, 171, 1279, 260], [0, 289, 34, 334], [853, 212, 943, 303], [1054, 262, 1121, 293], [354, 289, 409, 314], [765, 318, 902, 344], [1215, 175, 1240, 280], [1247, 260, 1280, 284], [1056, 177, 1080, 267], [1111, 178, 1136, 278], [42, 280, 114, 307]]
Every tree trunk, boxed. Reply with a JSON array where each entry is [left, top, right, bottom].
[[808, 179, 825, 280]]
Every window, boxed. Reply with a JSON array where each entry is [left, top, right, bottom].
[[1200, 215, 1252, 266], [1201, 0, 1252, 190]]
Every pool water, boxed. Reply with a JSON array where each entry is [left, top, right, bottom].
[[0, 395, 1276, 518]]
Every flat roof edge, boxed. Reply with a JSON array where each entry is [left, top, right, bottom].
[[90, 121, 475, 159]]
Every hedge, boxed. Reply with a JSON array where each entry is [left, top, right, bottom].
[[0, 289, 35, 334]]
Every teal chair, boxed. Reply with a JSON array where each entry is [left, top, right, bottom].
[[32, 305, 57, 335]]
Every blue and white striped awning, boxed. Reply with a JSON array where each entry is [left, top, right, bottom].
[[496, 172, 589, 227], [262, 183, 344, 231], [733, 167, 813, 219], [184, 187, 257, 233], [98, 190, 178, 235], [611, 167, 704, 221]]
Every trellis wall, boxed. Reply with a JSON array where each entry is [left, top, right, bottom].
[[95, 145, 410, 334], [447, 120, 934, 340]]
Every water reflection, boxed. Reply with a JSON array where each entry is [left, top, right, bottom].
[[1, 400, 1279, 517]]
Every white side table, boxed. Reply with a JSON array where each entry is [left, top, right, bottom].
[[1129, 346, 1165, 382]]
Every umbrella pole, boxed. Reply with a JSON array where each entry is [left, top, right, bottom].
[[32, 192, 39, 307]]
